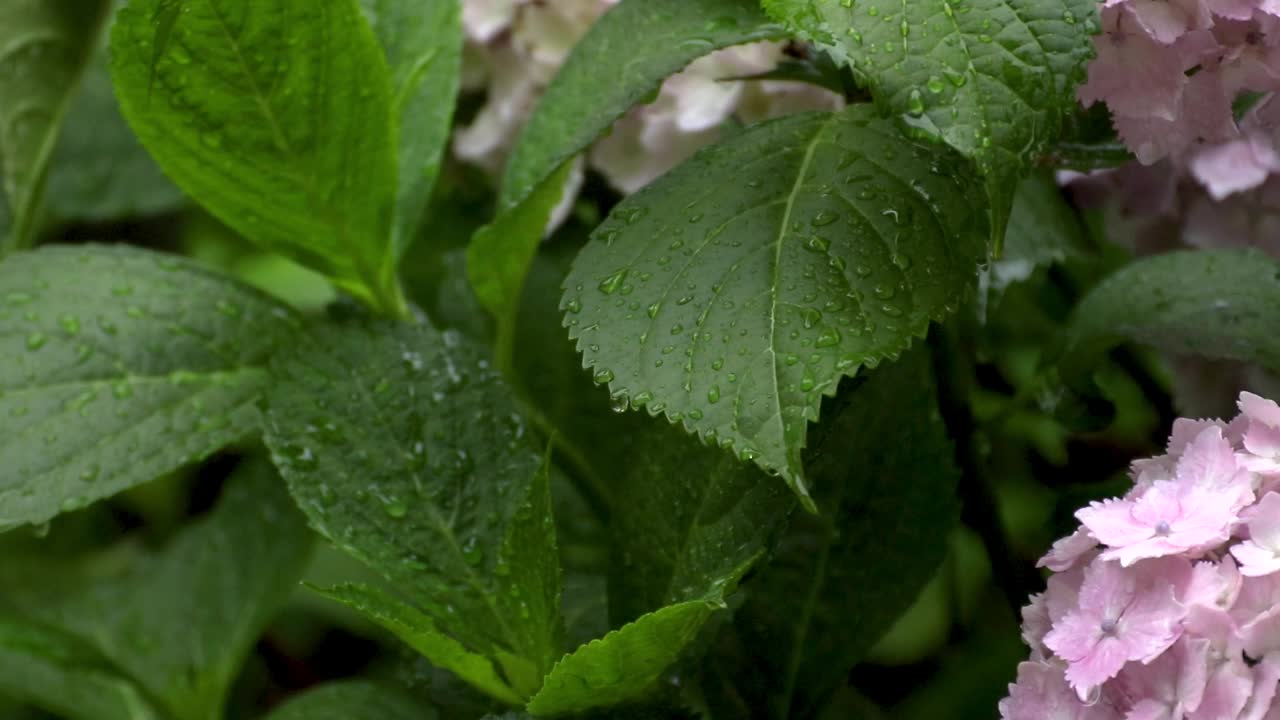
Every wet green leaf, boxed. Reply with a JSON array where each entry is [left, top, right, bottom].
[[264, 315, 562, 700], [264, 680, 435, 720], [0, 0, 112, 253], [2, 460, 313, 720], [363, 0, 462, 250], [0, 245, 300, 530], [111, 0, 404, 313], [1062, 249, 1280, 377], [700, 347, 960, 718], [563, 106, 987, 502]]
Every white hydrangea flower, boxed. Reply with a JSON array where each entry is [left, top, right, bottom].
[[454, 0, 844, 201]]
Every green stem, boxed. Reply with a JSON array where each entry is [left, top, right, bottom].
[[928, 323, 1038, 620]]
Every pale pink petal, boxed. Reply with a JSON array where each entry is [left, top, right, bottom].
[[1078, 498, 1157, 549], [1000, 660, 1118, 720], [1040, 527, 1101, 571], [1244, 607, 1280, 658], [1190, 135, 1280, 201], [1241, 653, 1280, 720], [1190, 655, 1252, 720], [1080, 29, 1188, 120], [1233, 540, 1280, 577], [1123, 0, 1214, 43], [1244, 392, 1280, 429], [1023, 593, 1052, 659]]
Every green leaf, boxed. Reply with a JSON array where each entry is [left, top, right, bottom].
[[499, 0, 787, 209], [264, 680, 436, 720], [609, 421, 794, 623], [562, 106, 987, 503], [45, 49, 185, 224], [700, 347, 960, 718], [263, 315, 563, 700], [0, 245, 300, 530], [314, 583, 524, 705], [762, 0, 1096, 233], [0, 0, 112, 253], [3, 460, 314, 720], [0, 618, 159, 720], [1061, 249, 1280, 378], [467, 161, 577, 373], [982, 171, 1088, 309], [469, 0, 788, 373], [110, 0, 405, 314], [363, 0, 462, 250], [525, 601, 713, 717]]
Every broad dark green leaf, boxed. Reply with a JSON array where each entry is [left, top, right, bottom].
[[2, 460, 314, 720], [700, 347, 960, 718], [563, 106, 987, 503], [609, 422, 794, 624], [0, 245, 300, 530], [525, 601, 713, 716], [263, 316, 562, 700], [1061, 249, 1280, 377], [761, 0, 1097, 238], [0, 618, 159, 720], [45, 51, 185, 224], [111, 0, 405, 313], [0, 0, 111, 253], [363, 0, 462, 250], [982, 171, 1088, 309], [500, 0, 787, 209], [469, 0, 788, 372], [265, 680, 434, 720]]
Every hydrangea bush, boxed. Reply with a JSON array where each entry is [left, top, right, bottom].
[[2, 0, 1279, 718]]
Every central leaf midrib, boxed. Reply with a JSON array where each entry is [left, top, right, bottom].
[[765, 115, 833, 483]]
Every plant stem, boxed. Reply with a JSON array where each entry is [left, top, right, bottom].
[[929, 323, 1039, 621]]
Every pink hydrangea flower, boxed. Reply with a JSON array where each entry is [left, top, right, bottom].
[[1044, 559, 1185, 693], [1004, 392, 1280, 718], [1076, 427, 1252, 565], [999, 660, 1122, 719], [1241, 392, 1280, 476], [1232, 493, 1280, 575]]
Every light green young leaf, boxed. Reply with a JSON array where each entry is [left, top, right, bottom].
[[0, 618, 160, 720], [562, 106, 987, 504], [314, 583, 523, 706], [525, 601, 713, 717], [264, 680, 435, 720], [0, 0, 112, 254], [761, 0, 1097, 240], [263, 316, 563, 700], [4, 460, 314, 720], [0, 245, 300, 530], [1061, 249, 1280, 377], [467, 161, 576, 373], [470, 0, 788, 372], [700, 347, 961, 718], [110, 0, 405, 314], [363, 0, 462, 250], [45, 50, 185, 224]]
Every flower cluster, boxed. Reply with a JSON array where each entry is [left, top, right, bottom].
[[1083, 0, 1280, 179], [1001, 392, 1280, 719], [456, 0, 842, 197]]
